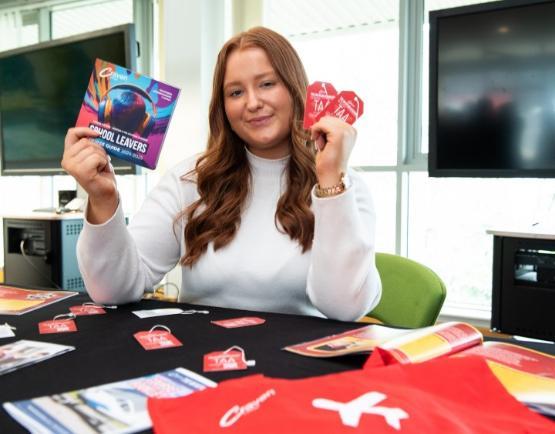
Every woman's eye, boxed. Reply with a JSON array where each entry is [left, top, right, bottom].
[[261, 81, 275, 88], [229, 89, 243, 97]]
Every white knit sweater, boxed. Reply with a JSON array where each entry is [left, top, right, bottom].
[[77, 149, 381, 321]]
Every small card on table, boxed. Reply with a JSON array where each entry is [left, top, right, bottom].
[[211, 317, 266, 329]]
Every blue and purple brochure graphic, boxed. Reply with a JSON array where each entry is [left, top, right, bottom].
[[76, 58, 180, 169]]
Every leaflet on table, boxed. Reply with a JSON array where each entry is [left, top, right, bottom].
[[0, 285, 77, 315], [0, 340, 75, 376], [3, 367, 216, 434], [75, 58, 180, 170], [283, 324, 409, 357]]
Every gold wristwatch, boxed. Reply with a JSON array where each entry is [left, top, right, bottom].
[[315, 173, 351, 198]]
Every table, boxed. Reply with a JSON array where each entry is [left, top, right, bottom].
[[0, 294, 369, 433], [1, 294, 554, 433]]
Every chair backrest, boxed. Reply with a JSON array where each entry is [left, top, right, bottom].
[[367, 253, 447, 328]]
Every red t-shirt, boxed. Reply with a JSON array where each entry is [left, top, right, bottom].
[[148, 356, 555, 433]]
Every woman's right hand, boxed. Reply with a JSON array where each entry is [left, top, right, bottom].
[[61, 127, 119, 223]]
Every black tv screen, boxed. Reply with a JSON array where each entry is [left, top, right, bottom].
[[429, 0, 555, 177], [0, 24, 137, 175]]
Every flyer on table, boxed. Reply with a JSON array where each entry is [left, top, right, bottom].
[[0, 285, 77, 315]]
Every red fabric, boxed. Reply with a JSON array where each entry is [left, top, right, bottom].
[[148, 357, 555, 433], [364, 345, 402, 367]]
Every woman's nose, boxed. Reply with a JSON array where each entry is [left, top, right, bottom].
[[246, 90, 263, 111]]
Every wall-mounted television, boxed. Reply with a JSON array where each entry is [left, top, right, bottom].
[[0, 24, 138, 176], [429, 0, 555, 177]]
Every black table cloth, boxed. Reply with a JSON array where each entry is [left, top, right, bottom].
[[1, 293, 553, 433], [0, 294, 369, 433]]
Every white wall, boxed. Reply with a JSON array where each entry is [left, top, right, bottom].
[[156, 0, 226, 171], [157, 0, 227, 287]]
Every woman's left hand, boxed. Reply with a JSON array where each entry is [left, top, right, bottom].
[[310, 116, 357, 188]]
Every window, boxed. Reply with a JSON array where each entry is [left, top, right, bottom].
[[408, 173, 555, 308], [293, 30, 399, 167], [264, 0, 400, 256], [411, 0, 531, 312], [51, 0, 133, 39], [264, 0, 555, 316], [0, 9, 39, 51]]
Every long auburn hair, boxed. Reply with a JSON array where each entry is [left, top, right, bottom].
[[178, 26, 316, 267]]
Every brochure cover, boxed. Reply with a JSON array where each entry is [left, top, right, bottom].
[[0, 340, 75, 376], [3, 367, 216, 434], [75, 58, 180, 169], [0, 285, 77, 315], [283, 324, 409, 357]]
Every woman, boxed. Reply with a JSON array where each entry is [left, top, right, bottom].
[[61, 27, 381, 321]]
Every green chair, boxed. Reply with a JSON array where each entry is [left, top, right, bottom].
[[366, 252, 447, 329]]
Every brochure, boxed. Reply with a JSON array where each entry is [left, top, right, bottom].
[[0, 285, 77, 315], [3, 367, 216, 434], [75, 58, 180, 169], [283, 324, 409, 357], [0, 340, 75, 376]]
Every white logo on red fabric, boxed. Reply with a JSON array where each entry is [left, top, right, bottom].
[[313, 391, 408, 430], [219, 389, 276, 428]]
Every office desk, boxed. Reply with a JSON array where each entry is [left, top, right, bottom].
[[1, 294, 554, 433]]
